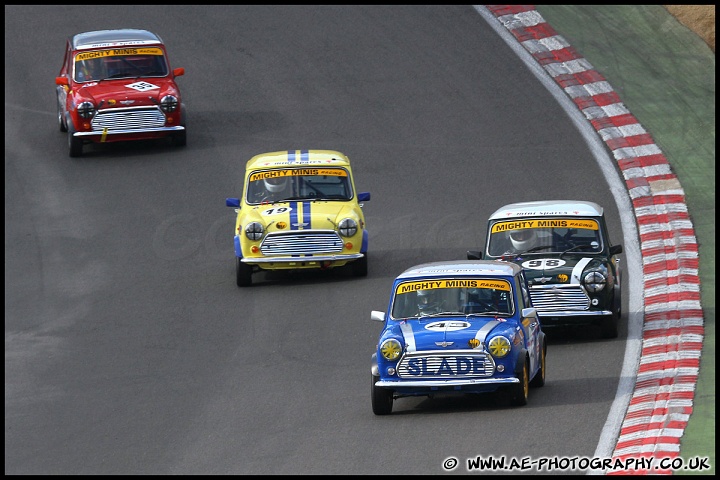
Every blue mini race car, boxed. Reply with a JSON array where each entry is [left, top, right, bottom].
[[370, 260, 547, 415]]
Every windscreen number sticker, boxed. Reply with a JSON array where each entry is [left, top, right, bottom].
[[262, 206, 291, 216], [521, 259, 566, 270]]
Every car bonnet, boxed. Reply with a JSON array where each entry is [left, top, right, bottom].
[[253, 200, 360, 232], [507, 255, 605, 285], [73, 77, 178, 106], [389, 316, 516, 353]]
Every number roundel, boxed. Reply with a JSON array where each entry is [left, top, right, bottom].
[[520, 258, 567, 270]]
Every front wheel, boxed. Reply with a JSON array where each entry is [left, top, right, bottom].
[[236, 258, 252, 287], [351, 254, 368, 277], [601, 293, 620, 339], [172, 107, 187, 147], [371, 374, 393, 415], [509, 359, 529, 406], [68, 121, 82, 157], [171, 129, 186, 147]]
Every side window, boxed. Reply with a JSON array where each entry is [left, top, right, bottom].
[[60, 42, 72, 76], [517, 272, 531, 309]]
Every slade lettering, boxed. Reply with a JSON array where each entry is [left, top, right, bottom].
[[406, 357, 485, 376]]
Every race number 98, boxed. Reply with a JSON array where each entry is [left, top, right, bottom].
[[521, 259, 566, 270]]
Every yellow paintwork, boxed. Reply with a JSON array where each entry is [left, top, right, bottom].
[[233, 150, 367, 271]]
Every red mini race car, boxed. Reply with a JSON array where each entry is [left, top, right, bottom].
[[55, 29, 186, 157]]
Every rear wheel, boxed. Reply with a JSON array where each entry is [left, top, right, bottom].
[[236, 258, 252, 287], [371, 374, 393, 415], [530, 341, 546, 388]]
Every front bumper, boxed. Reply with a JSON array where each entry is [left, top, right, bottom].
[[242, 253, 363, 264], [73, 125, 184, 137], [375, 377, 519, 388]]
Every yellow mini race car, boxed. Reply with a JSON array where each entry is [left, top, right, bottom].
[[225, 150, 371, 286]]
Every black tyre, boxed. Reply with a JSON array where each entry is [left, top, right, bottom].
[[57, 98, 67, 132], [601, 299, 620, 339], [68, 121, 82, 157], [172, 106, 187, 147], [352, 254, 368, 277], [530, 340, 546, 388], [371, 374, 393, 415], [614, 286, 622, 319], [509, 359, 529, 406], [171, 129, 186, 147], [236, 257, 252, 287]]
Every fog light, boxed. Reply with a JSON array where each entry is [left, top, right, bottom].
[[496, 364, 505, 372], [251, 245, 259, 253], [387, 367, 396, 376], [345, 242, 353, 249], [591, 298, 599, 306]]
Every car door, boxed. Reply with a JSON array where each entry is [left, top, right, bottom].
[[516, 271, 541, 372]]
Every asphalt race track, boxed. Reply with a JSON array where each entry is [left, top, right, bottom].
[[7, 5, 711, 475]]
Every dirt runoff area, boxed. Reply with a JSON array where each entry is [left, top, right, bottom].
[[665, 5, 715, 53]]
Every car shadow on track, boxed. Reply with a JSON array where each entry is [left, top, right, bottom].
[[388, 391, 523, 415], [249, 265, 365, 287], [542, 324, 626, 345]]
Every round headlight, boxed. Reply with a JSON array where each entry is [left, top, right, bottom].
[[244, 222, 264, 241], [488, 336, 511, 358], [77, 101, 95, 119], [160, 95, 178, 112], [583, 271, 607, 292], [338, 218, 358, 237], [380, 339, 402, 361]]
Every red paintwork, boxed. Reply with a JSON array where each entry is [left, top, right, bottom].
[[55, 31, 185, 152]]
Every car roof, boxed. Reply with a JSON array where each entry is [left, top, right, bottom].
[[246, 150, 351, 170], [396, 260, 521, 280], [489, 200, 603, 220], [71, 29, 163, 50]]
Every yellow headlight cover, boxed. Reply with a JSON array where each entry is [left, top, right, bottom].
[[488, 336, 511, 358], [380, 339, 402, 361]]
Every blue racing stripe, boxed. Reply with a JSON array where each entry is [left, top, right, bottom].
[[302, 201, 312, 257], [301, 150, 309, 163], [290, 201, 299, 230], [302, 201, 311, 229], [287, 150, 296, 164]]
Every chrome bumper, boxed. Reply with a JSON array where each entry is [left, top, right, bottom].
[[375, 377, 519, 388], [73, 125, 185, 137], [242, 253, 363, 264]]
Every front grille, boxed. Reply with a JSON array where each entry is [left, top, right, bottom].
[[91, 106, 166, 131], [260, 231, 344, 256], [530, 285, 590, 312], [397, 352, 495, 378]]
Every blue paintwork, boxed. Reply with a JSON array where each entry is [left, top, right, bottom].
[[371, 260, 545, 407]]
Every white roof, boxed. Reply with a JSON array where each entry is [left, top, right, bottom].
[[72, 29, 163, 50], [489, 200, 603, 220], [397, 260, 520, 280]]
